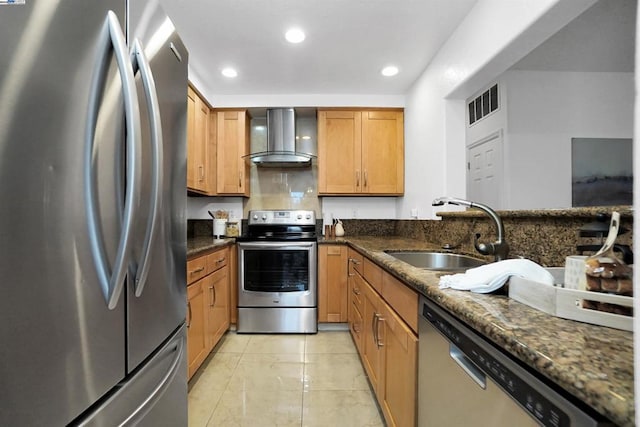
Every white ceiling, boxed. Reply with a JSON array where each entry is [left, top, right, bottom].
[[512, 0, 636, 73], [158, 0, 478, 97]]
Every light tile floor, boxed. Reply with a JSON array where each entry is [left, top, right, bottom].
[[188, 331, 384, 427]]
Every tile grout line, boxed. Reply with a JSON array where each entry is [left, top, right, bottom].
[[301, 334, 308, 427], [204, 333, 251, 427]]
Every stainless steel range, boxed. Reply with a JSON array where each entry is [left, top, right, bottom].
[[237, 210, 318, 333]]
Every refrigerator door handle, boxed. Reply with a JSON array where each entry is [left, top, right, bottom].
[[120, 335, 185, 425], [130, 39, 164, 297], [84, 11, 142, 309]]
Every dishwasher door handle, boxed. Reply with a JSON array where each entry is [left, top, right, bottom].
[[449, 344, 487, 390]]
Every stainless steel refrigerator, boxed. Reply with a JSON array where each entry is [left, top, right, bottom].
[[0, 1, 188, 425]]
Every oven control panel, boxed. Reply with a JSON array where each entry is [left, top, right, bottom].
[[248, 210, 316, 226]]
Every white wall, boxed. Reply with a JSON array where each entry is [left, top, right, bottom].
[[503, 70, 634, 209], [400, 0, 597, 219]]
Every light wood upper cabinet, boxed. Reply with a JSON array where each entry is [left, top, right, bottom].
[[216, 110, 250, 196], [361, 111, 404, 194], [186, 86, 214, 195], [317, 110, 362, 193], [317, 109, 404, 195], [318, 245, 349, 322]]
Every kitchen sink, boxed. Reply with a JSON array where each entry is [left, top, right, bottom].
[[385, 251, 487, 272]]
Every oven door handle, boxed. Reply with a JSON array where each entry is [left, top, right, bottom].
[[238, 242, 316, 250]]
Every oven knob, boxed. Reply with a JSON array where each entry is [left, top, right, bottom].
[[305, 214, 311, 220], [252, 214, 258, 220], [261, 214, 267, 221], [297, 214, 302, 220]]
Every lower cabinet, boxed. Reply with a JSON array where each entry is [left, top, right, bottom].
[[187, 246, 230, 380], [205, 263, 229, 351], [187, 278, 207, 379], [379, 300, 418, 427], [361, 279, 384, 391], [347, 248, 418, 427], [318, 245, 349, 322]]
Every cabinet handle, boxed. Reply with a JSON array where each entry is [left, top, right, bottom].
[[371, 312, 378, 343], [353, 287, 361, 295], [355, 170, 360, 188], [213, 285, 217, 306], [239, 171, 242, 188], [376, 315, 385, 348], [187, 301, 192, 328], [348, 258, 360, 277], [189, 266, 205, 275], [209, 286, 214, 307], [364, 170, 368, 188], [198, 165, 204, 181], [353, 323, 361, 333]]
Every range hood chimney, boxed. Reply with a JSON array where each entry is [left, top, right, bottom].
[[248, 108, 314, 167]]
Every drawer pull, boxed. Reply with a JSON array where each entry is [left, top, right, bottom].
[[216, 257, 226, 264], [187, 301, 192, 328], [189, 266, 205, 275], [353, 288, 361, 295]]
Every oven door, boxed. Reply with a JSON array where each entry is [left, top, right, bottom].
[[238, 241, 317, 307]]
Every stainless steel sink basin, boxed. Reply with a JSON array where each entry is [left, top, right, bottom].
[[385, 251, 487, 272]]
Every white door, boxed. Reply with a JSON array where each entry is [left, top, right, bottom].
[[466, 130, 504, 208]]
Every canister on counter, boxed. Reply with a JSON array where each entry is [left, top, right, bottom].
[[225, 221, 239, 237]]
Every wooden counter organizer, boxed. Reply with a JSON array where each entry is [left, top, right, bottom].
[[508, 268, 633, 331]]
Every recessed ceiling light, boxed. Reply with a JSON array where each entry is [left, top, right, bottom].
[[285, 28, 305, 44], [381, 66, 399, 77], [221, 67, 238, 78]]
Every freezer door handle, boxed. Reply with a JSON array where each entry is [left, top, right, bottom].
[[130, 39, 164, 297], [120, 336, 185, 425], [84, 11, 142, 309]]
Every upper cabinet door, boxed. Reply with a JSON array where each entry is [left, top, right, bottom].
[[318, 109, 403, 196], [318, 110, 362, 194], [361, 111, 404, 195], [186, 87, 213, 194], [216, 110, 250, 196], [186, 88, 197, 189]]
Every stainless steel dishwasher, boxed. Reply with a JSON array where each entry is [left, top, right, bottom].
[[418, 296, 612, 427]]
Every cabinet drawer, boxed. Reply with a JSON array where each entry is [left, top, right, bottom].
[[208, 247, 229, 272], [382, 271, 418, 333], [348, 249, 364, 276], [352, 272, 365, 314], [187, 256, 208, 285], [363, 258, 382, 293]]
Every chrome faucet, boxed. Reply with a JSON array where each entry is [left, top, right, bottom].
[[432, 197, 509, 262]]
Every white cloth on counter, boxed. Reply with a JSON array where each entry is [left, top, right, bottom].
[[439, 259, 554, 294]]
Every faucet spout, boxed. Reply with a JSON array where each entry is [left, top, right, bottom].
[[431, 197, 509, 261]]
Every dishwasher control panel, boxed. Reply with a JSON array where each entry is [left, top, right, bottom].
[[422, 301, 604, 427]]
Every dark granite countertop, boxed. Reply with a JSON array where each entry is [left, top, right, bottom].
[[321, 236, 634, 427], [187, 237, 235, 259]]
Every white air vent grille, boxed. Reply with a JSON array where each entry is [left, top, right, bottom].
[[468, 84, 498, 126]]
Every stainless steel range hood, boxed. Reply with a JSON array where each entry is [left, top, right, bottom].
[[248, 108, 314, 167]]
